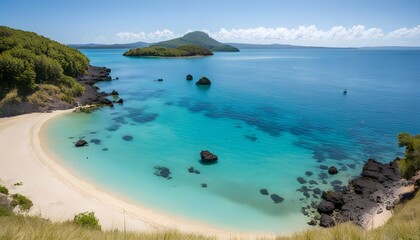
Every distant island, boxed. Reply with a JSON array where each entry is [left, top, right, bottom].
[[152, 31, 239, 52], [123, 45, 213, 57], [122, 31, 239, 58]]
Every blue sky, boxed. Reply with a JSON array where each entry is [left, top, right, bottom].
[[1, 0, 420, 46]]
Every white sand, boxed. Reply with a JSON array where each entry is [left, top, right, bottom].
[[0, 110, 275, 239]]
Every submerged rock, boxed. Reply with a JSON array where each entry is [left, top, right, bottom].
[[122, 135, 133, 141], [260, 189, 269, 195], [200, 150, 218, 164], [154, 166, 171, 179], [75, 139, 88, 147], [201, 183, 208, 188], [270, 194, 284, 203], [90, 139, 101, 145], [297, 177, 307, 184]]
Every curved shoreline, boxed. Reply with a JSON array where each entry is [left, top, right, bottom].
[[0, 110, 277, 239]]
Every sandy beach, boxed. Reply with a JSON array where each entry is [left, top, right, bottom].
[[0, 110, 275, 240]]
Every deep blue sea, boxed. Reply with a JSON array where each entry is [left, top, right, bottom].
[[45, 48, 420, 234]]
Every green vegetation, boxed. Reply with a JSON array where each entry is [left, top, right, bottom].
[[152, 31, 239, 52], [0, 26, 88, 104], [73, 212, 101, 230], [10, 194, 33, 211], [0, 185, 8, 195], [398, 133, 420, 178], [0, 192, 419, 239], [123, 45, 213, 57], [0, 205, 11, 217]]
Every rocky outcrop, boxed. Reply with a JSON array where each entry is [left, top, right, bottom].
[[319, 214, 335, 227], [317, 200, 335, 214], [311, 158, 414, 228], [200, 150, 218, 164], [0, 193, 11, 208], [75, 139, 88, 147], [196, 77, 211, 85]]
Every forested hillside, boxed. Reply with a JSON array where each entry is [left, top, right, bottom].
[[0, 26, 89, 103]]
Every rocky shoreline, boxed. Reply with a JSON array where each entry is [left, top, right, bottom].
[[313, 158, 418, 228], [0, 65, 116, 117]]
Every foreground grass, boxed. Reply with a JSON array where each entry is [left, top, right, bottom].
[[0, 192, 419, 240]]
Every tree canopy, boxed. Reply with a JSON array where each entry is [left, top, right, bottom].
[[0, 26, 89, 100], [398, 133, 420, 178], [123, 45, 213, 57]]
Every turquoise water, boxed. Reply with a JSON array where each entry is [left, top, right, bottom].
[[46, 48, 420, 234]]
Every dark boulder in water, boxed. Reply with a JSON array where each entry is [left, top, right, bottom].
[[200, 150, 218, 164], [111, 90, 119, 96], [260, 189, 269, 195], [75, 139, 88, 147], [186, 74, 193, 80], [196, 76, 211, 85], [188, 167, 194, 173], [270, 194, 284, 203], [328, 166, 339, 175], [201, 183, 208, 188], [117, 98, 124, 104]]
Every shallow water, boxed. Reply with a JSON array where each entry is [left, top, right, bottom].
[[45, 48, 420, 234]]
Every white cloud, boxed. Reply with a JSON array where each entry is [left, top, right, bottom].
[[208, 25, 385, 41], [386, 25, 420, 38], [114, 25, 420, 46], [116, 31, 146, 41], [116, 29, 176, 42], [147, 29, 175, 39]]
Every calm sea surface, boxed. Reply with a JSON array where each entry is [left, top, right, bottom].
[[45, 48, 420, 234]]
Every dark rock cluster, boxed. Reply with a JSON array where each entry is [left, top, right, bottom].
[[313, 158, 408, 228]]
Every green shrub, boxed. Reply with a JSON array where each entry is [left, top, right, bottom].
[[10, 194, 33, 211], [73, 211, 101, 230], [0, 185, 8, 195], [0, 205, 11, 216], [398, 133, 420, 178]]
